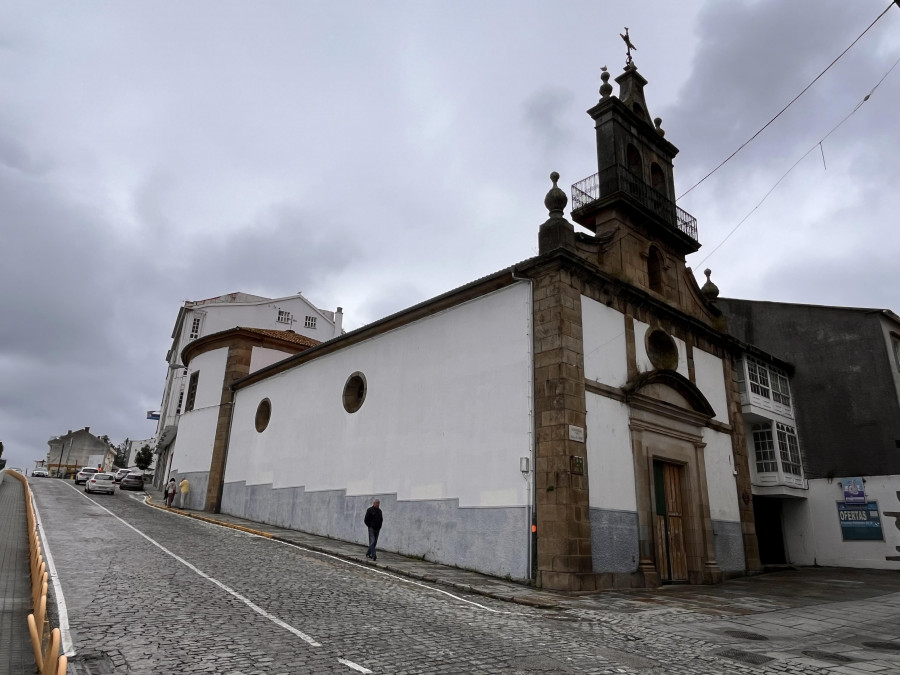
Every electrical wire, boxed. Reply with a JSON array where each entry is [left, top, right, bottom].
[[677, 1, 897, 202], [695, 51, 900, 268]]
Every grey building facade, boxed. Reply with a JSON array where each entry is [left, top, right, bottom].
[[717, 300, 900, 478]]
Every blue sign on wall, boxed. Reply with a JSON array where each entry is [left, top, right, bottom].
[[837, 501, 884, 541]]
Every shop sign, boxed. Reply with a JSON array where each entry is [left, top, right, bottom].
[[842, 476, 866, 504], [837, 501, 884, 541]]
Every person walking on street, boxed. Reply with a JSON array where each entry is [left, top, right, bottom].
[[178, 477, 190, 509], [165, 478, 177, 507], [364, 499, 383, 561]]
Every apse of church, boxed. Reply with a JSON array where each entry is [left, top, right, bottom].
[[530, 54, 759, 590]]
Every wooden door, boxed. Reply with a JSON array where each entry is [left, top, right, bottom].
[[653, 461, 688, 583]]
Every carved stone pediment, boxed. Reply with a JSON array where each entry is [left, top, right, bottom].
[[623, 369, 715, 419]]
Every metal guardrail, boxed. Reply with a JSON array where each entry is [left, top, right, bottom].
[[7, 469, 69, 675], [571, 165, 698, 242]]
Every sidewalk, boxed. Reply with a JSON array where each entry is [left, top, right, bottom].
[[0, 473, 37, 674]]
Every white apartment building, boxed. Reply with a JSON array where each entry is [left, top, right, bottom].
[[153, 292, 343, 486]]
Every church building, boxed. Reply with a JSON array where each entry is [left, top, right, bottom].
[[170, 56, 761, 591]]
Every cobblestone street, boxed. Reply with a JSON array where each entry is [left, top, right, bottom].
[[30, 479, 900, 674]]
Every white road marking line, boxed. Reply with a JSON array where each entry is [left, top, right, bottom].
[[67, 483, 322, 647], [30, 494, 76, 656], [338, 657, 373, 673]]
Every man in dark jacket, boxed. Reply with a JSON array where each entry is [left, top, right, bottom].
[[364, 499, 383, 561]]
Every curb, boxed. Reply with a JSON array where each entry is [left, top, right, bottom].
[[143, 493, 562, 610]]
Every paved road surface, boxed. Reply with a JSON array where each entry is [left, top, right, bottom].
[[30, 478, 900, 674]]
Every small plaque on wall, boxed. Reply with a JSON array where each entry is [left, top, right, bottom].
[[568, 425, 585, 443], [570, 456, 585, 475]]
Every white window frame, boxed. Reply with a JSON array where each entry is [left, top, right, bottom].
[[751, 423, 778, 474], [188, 314, 205, 341], [304, 315, 317, 329], [776, 422, 802, 477], [750, 420, 805, 487], [277, 310, 293, 325], [742, 356, 793, 417]]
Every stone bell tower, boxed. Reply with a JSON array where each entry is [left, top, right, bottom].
[[566, 60, 705, 317]]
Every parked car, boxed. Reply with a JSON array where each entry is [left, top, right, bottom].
[[32, 468, 49, 477], [85, 473, 116, 495], [119, 473, 145, 491], [75, 467, 99, 484], [114, 468, 133, 483]]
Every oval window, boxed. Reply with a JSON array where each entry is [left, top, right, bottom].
[[343, 372, 367, 413], [255, 398, 272, 433], [646, 329, 679, 370]]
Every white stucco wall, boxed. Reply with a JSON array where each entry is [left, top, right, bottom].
[[250, 346, 296, 374], [188, 348, 228, 410], [585, 392, 636, 511], [171, 408, 220, 474], [170, 347, 228, 474], [693, 349, 728, 422], [784, 476, 900, 569], [225, 283, 533, 508], [196, 297, 324, 342], [581, 297, 627, 386], [702, 428, 741, 522], [633, 320, 689, 379], [781, 498, 816, 566]]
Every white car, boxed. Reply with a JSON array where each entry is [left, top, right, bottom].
[[32, 468, 49, 477], [75, 467, 99, 484], [85, 473, 116, 495], [114, 468, 133, 483]]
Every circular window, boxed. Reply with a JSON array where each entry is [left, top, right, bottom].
[[343, 372, 367, 413], [646, 329, 679, 370], [255, 398, 272, 432]]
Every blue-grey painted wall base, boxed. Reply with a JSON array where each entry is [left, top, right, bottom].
[[221, 481, 530, 580], [589, 507, 640, 573]]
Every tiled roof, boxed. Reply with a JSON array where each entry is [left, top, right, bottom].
[[237, 327, 321, 349]]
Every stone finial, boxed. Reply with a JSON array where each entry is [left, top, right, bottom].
[[544, 171, 568, 217], [701, 268, 720, 301], [654, 117, 665, 137], [599, 67, 613, 98]]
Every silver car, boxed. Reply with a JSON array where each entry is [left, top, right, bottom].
[[85, 473, 116, 495]]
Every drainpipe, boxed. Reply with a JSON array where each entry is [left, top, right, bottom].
[[511, 268, 536, 583]]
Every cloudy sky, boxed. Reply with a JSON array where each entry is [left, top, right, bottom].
[[2, 1, 898, 471]]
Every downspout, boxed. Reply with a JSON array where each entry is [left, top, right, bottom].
[[511, 268, 536, 584]]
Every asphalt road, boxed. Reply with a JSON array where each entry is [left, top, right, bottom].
[[29, 478, 900, 674]]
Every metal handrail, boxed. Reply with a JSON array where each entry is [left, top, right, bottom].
[[571, 166, 698, 241]]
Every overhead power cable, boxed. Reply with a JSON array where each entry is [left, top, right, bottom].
[[678, 1, 897, 202], [694, 51, 900, 268]]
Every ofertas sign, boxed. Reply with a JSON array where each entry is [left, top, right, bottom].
[[837, 502, 884, 541]]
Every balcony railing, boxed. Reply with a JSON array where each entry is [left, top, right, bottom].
[[571, 165, 698, 242]]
